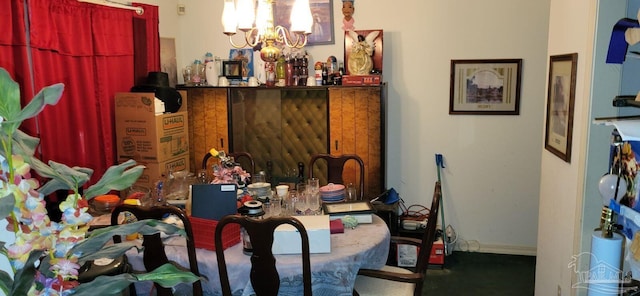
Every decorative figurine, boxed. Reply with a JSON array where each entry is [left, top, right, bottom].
[[347, 30, 380, 75], [342, 0, 355, 31]]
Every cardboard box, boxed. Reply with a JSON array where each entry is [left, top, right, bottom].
[[272, 215, 331, 254], [120, 154, 190, 188], [342, 75, 382, 86], [115, 92, 189, 162]]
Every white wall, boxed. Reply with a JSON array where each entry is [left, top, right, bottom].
[[149, 0, 550, 254]]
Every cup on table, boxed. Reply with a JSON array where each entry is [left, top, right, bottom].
[[218, 76, 229, 86], [307, 178, 319, 193], [276, 184, 289, 198], [253, 173, 266, 184], [306, 76, 317, 86], [345, 187, 357, 202], [269, 195, 282, 217], [248, 76, 259, 86]]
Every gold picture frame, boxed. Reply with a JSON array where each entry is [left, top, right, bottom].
[[544, 53, 578, 162]]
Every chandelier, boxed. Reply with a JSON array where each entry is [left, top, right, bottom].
[[222, 0, 312, 62]]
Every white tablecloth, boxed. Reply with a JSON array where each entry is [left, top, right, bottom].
[[128, 215, 390, 296]]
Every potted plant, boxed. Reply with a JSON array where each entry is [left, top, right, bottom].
[[0, 68, 199, 295]]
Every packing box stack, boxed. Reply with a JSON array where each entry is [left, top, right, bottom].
[[114, 91, 190, 188]]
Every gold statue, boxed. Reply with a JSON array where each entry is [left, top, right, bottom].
[[347, 30, 379, 75]]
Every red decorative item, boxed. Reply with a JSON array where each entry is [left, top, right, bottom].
[[189, 216, 241, 251]]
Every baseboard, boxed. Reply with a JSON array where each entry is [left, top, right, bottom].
[[453, 240, 537, 256]]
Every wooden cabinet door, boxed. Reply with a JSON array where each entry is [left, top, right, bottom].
[[328, 86, 384, 199], [186, 88, 229, 171]]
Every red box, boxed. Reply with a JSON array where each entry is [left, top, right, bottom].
[[429, 238, 445, 265], [342, 75, 382, 86], [396, 238, 445, 267], [188, 216, 240, 251]]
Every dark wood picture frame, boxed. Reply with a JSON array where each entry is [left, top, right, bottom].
[[274, 0, 334, 45], [545, 53, 578, 162], [449, 59, 522, 115]]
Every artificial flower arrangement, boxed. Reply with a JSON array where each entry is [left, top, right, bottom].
[[208, 148, 250, 186], [0, 68, 199, 295]]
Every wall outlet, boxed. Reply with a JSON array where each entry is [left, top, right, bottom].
[[177, 4, 186, 15]]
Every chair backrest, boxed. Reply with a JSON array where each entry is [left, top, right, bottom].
[[215, 215, 312, 296], [309, 153, 365, 200], [202, 151, 256, 175], [111, 204, 202, 296], [414, 181, 442, 274]]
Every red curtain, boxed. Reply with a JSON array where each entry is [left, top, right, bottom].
[[0, 0, 35, 127], [133, 2, 161, 85], [0, 0, 160, 185]]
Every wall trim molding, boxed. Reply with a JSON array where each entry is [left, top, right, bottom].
[[454, 240, 537, 256]]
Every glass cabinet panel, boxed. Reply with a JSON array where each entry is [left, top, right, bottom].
[[228, 88, 328, 184]]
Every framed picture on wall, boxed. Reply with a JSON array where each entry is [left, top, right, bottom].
[[274, 0, 334, 45], [545, 53, 578, 163], [449, 59, 522, 115]]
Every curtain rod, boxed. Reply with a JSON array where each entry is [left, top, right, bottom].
[[77, 0, 144, 15]]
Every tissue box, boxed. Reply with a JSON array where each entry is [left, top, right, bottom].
[[272, 215, 331, 254]]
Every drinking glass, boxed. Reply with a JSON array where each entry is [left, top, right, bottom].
[[269, 196, 282, 217], [307, 178, 319, 193], [345, 182, 357, 201], [253, 172, 266, 184], [307, 190, 320, 215]]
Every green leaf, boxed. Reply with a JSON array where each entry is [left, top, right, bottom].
[[71, 273, 139, 296], [0, 193, 15, 220], [11, 250, 42, 295], [134, 263, 200, 287], [11, 129, 40, 157], [0, 68, 22, 136], [71, 220, 185, 257], [84, 160, 145, 199], [0, 269, 13, 296], [36, 161, 93, 195], [77, 242, 141, 266], [13, 82, 64, 123], [72, 265, 200, 296]]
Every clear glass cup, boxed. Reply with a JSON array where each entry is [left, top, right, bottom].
[[307, 177, 319, 193], [269, 196, 282, 217], [346, 182, 357, 201], [307, 191, 320, 215]]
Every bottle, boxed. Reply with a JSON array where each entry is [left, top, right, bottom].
[[285, 57, 294, 86], [276, 55, 286, 87], [265, 61, 276, 87], [192, 60, 204, 85], [321, 63, 329, 86], [299, 56, 308, 86], [335, 62, 344, 85]]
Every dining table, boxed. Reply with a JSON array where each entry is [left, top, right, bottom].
[[127, 214, 391, 296]]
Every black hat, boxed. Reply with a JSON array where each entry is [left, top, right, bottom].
[[131, 71, 182, 113], [142, 72, 170, 88]]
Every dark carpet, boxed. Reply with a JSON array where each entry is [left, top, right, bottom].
[[422, 251, 536, 296]]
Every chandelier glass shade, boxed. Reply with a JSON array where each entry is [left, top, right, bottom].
[[222, 0, 313, 62]]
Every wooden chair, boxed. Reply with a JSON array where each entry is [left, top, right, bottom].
[[202, 151, 256, 175], [111, 204, 203, 296], [309, 153, 365, 200], [215, 215, 312, 296], [353, 181, 442, 296]]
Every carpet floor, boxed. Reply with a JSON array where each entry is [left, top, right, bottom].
[[422, 251, 536, 296]]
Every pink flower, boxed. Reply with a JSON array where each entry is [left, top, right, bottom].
[[50, 258, 80, 278]]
